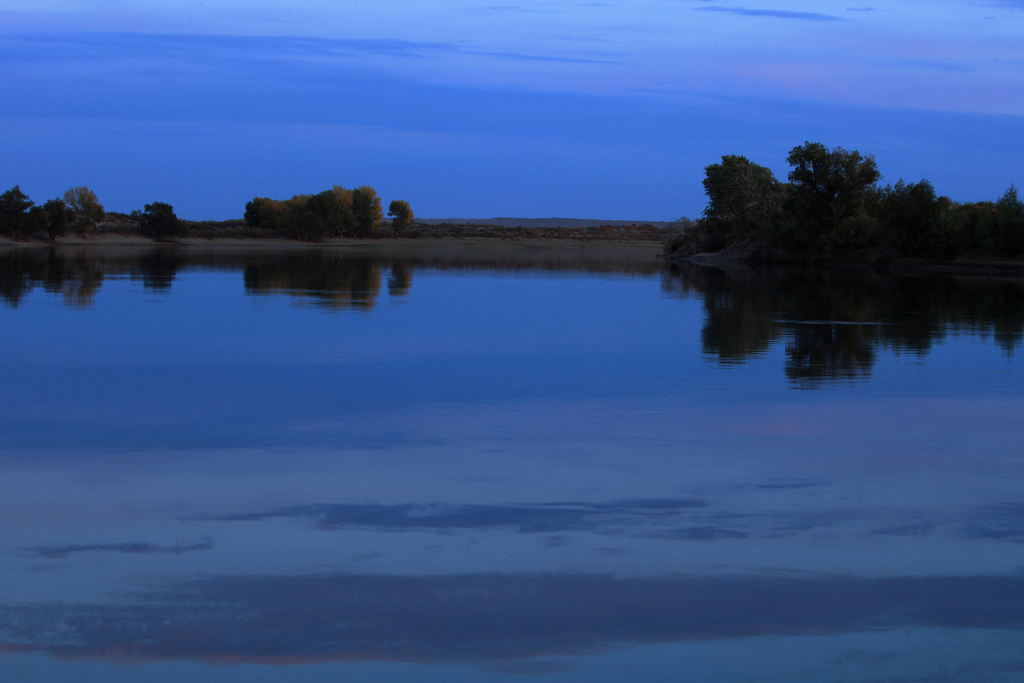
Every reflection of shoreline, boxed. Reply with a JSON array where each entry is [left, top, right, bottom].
[[663, 261, 1024, 387], [0, 237, 663, 262], [0, 244, 665, 310], [5, 248, 1022, 384], [3, 572, 1024, 664]]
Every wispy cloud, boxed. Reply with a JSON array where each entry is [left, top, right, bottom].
[[197, 494, 1024, 548], [0, 30, 621, 68], [196, 499, 709, 535], [959, 503, 1024, 542], [695, 6, 846, 21], [23, 538, 213, 559]]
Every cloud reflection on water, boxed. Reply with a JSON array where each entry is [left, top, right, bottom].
[[194, 495, 1024, 548]]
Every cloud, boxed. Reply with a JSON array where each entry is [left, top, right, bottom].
[[194, 497, 862, 545], [0, 30, 619, 69], [22, 539, 213, 559], [3, 573, 1024, 664], [198, 499, 709, 535], [959, 503, 1024, 542], [695, 6, 846, 21]]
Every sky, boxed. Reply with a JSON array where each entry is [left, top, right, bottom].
[[1, 1, 1022, 220]]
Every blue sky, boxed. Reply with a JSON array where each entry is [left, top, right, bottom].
[[1, 1, 1022, 219]]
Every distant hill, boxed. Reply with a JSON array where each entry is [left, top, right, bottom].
[[416, 218, 676, 229]]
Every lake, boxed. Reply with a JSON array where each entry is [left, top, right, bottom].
[[1, 244, 1022, 682]]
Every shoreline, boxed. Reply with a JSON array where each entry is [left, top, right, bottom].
[[0, 233, 665, 253], [4, 234, 1023, 277], [665, 250, 1024, 277]]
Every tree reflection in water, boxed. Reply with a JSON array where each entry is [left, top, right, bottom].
[[3, 248, 1021, 387], [663, 262, 1024, 387], [243, 254, 384, 311], [0, 249, 104, 307]]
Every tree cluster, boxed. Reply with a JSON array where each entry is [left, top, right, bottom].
[[131, 202, 183, 241], [668, 142, 1024, 260], [0, 186, 104, 240], [244, 186, 412, 240]]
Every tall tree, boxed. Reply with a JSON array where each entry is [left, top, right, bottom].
[[388, 199, 414, 232], [786, 142, 880, 226], [352, 186, 383, 237], [42, 198, 74, 240], [0, 186, 33, 237], [139, 202, 183, 240], [63, 186, 105, 231], [702, 155, 782, 235]]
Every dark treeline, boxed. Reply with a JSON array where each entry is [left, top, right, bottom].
[[0, 186, 104, 240], [244, 186, 413, 239], [0, 184, 413, 242], [0, 184, 188, 241], [665, 141, 1024, 262], [663, 261, 1024, 387]]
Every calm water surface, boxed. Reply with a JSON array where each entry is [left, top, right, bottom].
[[1, 245, 1022, 682]]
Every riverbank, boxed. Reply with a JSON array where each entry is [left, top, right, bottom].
[[667, 249, 1024, 277], [0, 220, 665, 249], [662, 229, 1024, 276], [0, 233, 667, 278]]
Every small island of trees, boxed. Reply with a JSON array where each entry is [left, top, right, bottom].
[[666, 141, 1024, 262]]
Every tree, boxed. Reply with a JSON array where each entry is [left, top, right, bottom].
[[986, 185, 1024, 255], [878, 179, 940, 255], [139, 202, 183, 240], [63, 186, 105, 231], [286, 207, 328, 241], [786, 142, 880, 227], [352, 186, 383, 237], [332, 185, 357, 234], [701, 155, 782, 235], [388, 199, 413, 232], [0, 186, 33, 237], [26, 206, 50, 238], [244, 197, 290, 230], [42, 198, 74, 240], [307, 189, 354, 236]]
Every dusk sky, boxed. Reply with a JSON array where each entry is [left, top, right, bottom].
[[2, 1, 1022, 219]]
